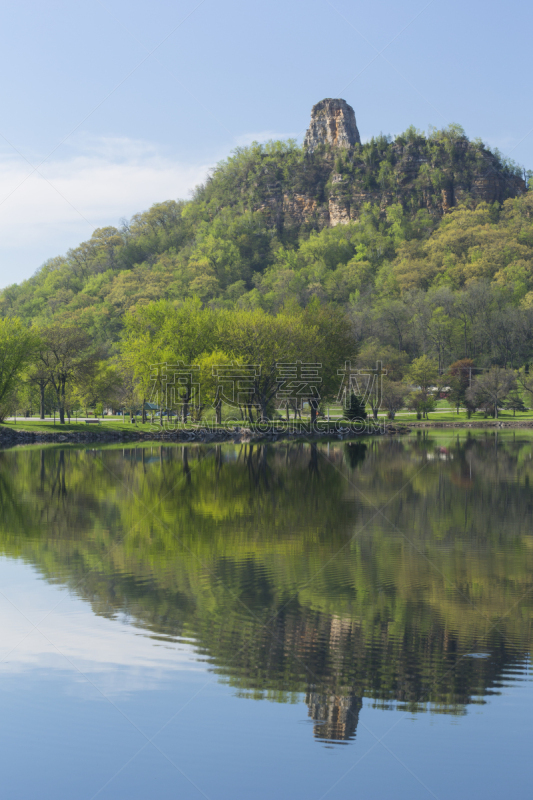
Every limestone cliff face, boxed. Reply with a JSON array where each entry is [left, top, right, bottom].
[[253, 101, 526, 231], [325, 138, 526, 226], [255, 192, 329, 230], [304, 98, 361, 152]]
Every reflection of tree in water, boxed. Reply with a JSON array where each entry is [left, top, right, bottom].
[[344, 442, 367, 470], [1, 435, 533, 744]]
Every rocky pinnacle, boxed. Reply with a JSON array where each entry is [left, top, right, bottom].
[[304, 98, 361, 152]]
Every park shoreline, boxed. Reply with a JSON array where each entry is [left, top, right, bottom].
[[0, 421, 408, 447], [2, 417, 533, 448], [407, 419, 533, 429]]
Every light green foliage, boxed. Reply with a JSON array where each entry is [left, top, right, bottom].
[[119, 300, 355, 420], [408, 391, 437, 419], [37, 325, 98, 424], [407, 355, 439, 394], [121, 297, 217, 419], [195, 349, 233, 421], [0, 318, 38, 420], [216, 307, 318, 420], [72, 360, 122, 414]]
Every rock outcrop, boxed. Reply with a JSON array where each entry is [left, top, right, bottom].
[[304, 98, 361, 152], [251, 101, 526, 231]]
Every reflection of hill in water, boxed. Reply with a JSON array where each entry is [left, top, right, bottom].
[[1, 435, 533, 743]]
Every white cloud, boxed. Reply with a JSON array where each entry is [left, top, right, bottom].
[[0, 606, 204, 690], [0, 130, 307, 289], [0, 560, 205, 695], [0, 136, 213, 288]]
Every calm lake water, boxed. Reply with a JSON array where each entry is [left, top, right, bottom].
[[0, 433, 532, 799]]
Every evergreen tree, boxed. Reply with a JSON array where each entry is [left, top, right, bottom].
[[343, 392, 367, 421]]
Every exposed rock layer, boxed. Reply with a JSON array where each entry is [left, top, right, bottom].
[[304, 98, 361, 152], [255, 100, 526, 230]]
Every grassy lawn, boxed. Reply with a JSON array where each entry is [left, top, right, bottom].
[[393, 409, 533, 423], [1, 416, 257, 434], [1, 419, 157, 434], [4, 404, 533, 435]]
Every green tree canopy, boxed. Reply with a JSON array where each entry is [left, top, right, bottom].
[[0, 318, 38, 421]]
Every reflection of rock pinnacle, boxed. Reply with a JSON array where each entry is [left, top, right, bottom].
[[304, 99, 361, 153], [305, 692, 362, 742]]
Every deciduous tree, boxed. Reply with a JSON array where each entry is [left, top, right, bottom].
[[38, 326, 98, 424], [466, 367, 516, 419], [0, 318, 38, 422]]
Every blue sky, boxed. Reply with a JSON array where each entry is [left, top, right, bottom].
[[0, 0, 530, 287]]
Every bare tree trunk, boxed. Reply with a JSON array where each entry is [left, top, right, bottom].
[[182, 390, 190, 423], [39, 381, 46, 419], [59, 380, 66, 424]]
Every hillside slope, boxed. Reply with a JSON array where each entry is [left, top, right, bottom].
[[0, 99, 530, 358]]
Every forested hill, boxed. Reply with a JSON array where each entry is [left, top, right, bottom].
[[0, 103, 532, 365]]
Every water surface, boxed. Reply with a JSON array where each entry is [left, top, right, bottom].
[[0, 433, 532, 798]]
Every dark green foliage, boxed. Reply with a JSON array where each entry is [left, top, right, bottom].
[[504, 392, 528, 415], [345, 442, 368, 468], [343, 393, 367, 421]]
